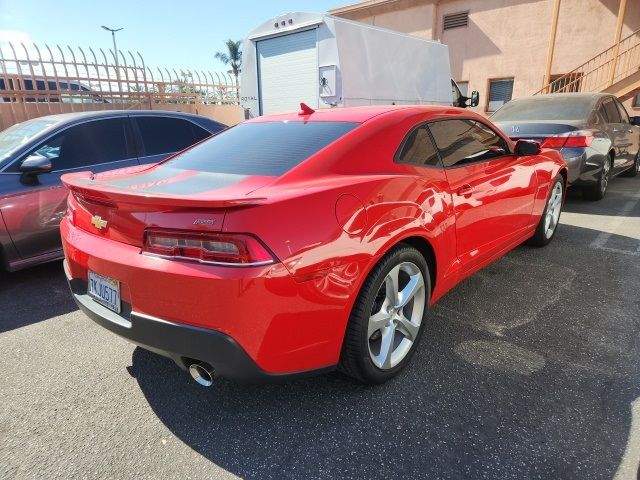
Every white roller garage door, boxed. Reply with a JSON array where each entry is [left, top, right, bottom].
[[257, 29, 318, 115]]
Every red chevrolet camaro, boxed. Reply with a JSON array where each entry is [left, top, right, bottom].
[[60, 105, 567, 385]]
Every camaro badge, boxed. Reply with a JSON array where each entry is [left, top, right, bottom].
[[193, 219, 215, 225], [91, 215, 108, 230]]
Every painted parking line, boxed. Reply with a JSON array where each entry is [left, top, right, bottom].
[[561, 195, 640, 256], [613, 397, 640, 480]]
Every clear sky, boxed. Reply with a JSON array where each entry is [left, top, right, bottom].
[[0, 0, 351, 74]]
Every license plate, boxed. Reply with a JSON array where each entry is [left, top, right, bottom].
[[88, 271, 121, 314]]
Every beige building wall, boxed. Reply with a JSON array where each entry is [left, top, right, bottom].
[[336, 0, 436, 38], [331, 0, 640, 115]]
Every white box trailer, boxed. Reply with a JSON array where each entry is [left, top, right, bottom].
[[240, 12, 478, 118]]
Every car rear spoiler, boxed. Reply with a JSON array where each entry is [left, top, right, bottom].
[[61, 171, 268, 210]]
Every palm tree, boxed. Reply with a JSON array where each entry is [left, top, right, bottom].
[[215, 39, 242, 101]]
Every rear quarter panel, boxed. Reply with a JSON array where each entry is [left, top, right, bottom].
[[532, 148, 568, 220], [222, 170, 458, 365]]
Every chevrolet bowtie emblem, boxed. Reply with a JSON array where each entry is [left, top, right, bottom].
[[91, 215, 108, 230]]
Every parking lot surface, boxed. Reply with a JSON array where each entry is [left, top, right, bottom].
[[1, 177, 639, 480]]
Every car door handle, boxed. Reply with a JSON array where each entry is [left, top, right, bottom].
[[457, 184, 474, 197]]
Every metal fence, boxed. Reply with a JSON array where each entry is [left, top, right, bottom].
[[0, 41, 241, 128]]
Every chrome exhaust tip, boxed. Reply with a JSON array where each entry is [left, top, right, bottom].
[[188, 362, 215, 387]]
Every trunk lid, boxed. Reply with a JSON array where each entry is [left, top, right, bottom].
[[493, 120, 585, 141], [63, 165, 274, 247]]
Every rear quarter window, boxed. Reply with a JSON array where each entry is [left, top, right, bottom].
[[163, 121, 359, 176], [395, 125, 441, 168]]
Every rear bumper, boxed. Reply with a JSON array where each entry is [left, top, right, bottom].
[[65, 268, 333, 382], [558, 147, 586, 184], [61, 217, 348, 379], [559, 147, 605, 186]]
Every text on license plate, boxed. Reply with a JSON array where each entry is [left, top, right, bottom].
[[88, 271, 121, 314]]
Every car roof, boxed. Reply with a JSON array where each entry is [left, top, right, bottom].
[[32, 109, 218, 124], [247, 104, 481, 123], [0, 110, 226, 170]]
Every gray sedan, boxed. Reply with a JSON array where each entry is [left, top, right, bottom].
[[0, 111, 226, 271], [492, 93, 639, 200]]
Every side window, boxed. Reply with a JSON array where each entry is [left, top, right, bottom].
[[33, 135, 63, 161], [597, 104, 609, 124], [12, 118, 129, 172], [615, 99, 630, 123], [428, 119, 510, 168], [396, 125, 441, 168], [451, 80, 462, 105], [134, 117, 198, 157], [603, 99, 621, 123]]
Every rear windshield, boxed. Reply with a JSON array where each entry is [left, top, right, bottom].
[[163, 121, 359, 176], [491, 97, 594, 122]]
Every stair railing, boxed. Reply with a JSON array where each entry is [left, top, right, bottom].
[[533, 28, 640, 95]]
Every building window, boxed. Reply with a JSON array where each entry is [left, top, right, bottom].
[[457, 81, 469, 97], [487, 78, 514, 112], [549, 73, 582, 93], [443, 11, 469, 31], [633, 94, 640, 108]]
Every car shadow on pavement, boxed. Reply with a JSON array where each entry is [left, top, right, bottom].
[[563, 177, 640, 217], [128, 223, 640, 479], [0, 260, 77, 333]]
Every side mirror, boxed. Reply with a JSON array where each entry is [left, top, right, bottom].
[[631, 116, 640, 126], [514, 140, 541, 156], [20, 154, 53, 175], [467, 91, 480, 108]]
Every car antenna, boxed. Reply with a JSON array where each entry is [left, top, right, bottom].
[[299, 102, 315, 115]]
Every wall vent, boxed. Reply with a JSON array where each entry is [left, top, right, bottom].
[[443, 11, 469, 31]]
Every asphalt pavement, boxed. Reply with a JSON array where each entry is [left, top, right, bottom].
[[1, 176, 639, 480]]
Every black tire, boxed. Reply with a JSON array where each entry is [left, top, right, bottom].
[[528, 175, 564, 247], [338, 245, 431, 384], [583, 155, 612, 200], [0, 247, 7, 278], [621, 153, 639, 178]]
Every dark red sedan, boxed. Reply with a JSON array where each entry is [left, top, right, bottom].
[[60, 105, 567, 385]]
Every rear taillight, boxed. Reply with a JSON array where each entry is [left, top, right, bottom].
[[563, 133, 594, 148], [541, 136, 567, 148], [142, 229, 276, 266], [541, 131, 595, 149]]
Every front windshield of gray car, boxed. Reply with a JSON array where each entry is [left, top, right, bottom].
[[0, 118, 57, 161], [491, 97, 593, 122]]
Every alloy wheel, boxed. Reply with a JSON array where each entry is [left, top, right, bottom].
[[544, 181, 563, 239], [601, 158, 611, 195], [367, 262, 425, 370]]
